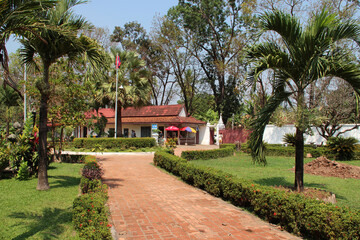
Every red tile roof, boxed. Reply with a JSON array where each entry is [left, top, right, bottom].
[[86, 105, 206, 125], [86, 104, 185, 118]]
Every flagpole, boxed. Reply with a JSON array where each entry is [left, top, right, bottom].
[[114, 54, 119, 139], [24, 64, 27, 122]]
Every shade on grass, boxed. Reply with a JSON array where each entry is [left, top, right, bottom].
[[191, 153, 360, 210], [0, 163, 83, 239]]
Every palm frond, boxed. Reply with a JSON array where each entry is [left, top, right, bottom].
[[248, 90, 292, 164]]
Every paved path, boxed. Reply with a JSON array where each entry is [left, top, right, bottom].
[[98, 153, 300, 240]]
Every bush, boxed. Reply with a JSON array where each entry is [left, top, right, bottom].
[[73, 137, 156, 150], [153, 151, 360, 239], [80, 177, 102, 194], [283, 133, 296, 147], [219, 143, 236, 151], [0, 149, 9, 178], [181, 147, 234, 161], [73, 156, 111, 239], [60, 154, 86, 163], [16, 161, 30, 180], [73, 185, 111, 240], [326, 137, 358, 161]]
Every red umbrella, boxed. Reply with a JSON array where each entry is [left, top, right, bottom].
[[165, 126, 179, 131]]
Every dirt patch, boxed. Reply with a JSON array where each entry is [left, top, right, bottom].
[[274, 186, 337, 204], [303, 156, 360, 179]]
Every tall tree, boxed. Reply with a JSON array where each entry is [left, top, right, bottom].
[[248, 10, 360, 192], [21, 0, 105, 190], [111, 21, 176, 106], [167, 0, 256, 123], [0, 0, 56, 96]]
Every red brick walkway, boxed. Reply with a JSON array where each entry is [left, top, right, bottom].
[[98, 153, 300, 240]]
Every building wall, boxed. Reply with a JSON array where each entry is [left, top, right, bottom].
[[263, 124, 360, 145]]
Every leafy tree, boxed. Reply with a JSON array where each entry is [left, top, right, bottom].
[[167, 0, 257, 122], [0, 0, 56, 96], [248, 10, 360, 191], [111, 21, 176, 106], [314, 79, 360, 139], [21, 0, 106, 190]]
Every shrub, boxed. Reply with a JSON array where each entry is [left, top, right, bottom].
[[283, 133, 296, 147], [219, 143, 236, 151], [73, 137, 156, 150], [73, 186, 111, 240], [16, 161, 30, 180], [181, 147, 234, 161], [60, 154, 86, 163], [153, 151, 360, 239], [326, 137, 358, 161], [80, 177, 102, 194], [0, 149, 9, 178]]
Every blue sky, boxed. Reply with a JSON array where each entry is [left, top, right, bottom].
[[7, 0, 178, 53]]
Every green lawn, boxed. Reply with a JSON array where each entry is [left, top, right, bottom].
[[0, 163, 83, 240], [191, 153, 360, 210]]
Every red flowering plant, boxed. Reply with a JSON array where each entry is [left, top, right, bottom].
[[0, 118, 41, 179]]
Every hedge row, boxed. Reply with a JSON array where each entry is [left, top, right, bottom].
[[73, 137, 156, 149], [153, 151, 360, 239], [219, 143, 236, 150], [73, 157, 112, 239], [181, 147, 234, 161]]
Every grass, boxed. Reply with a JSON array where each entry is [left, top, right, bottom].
[[0, 162, 83, 240], [191, 153, 360, 210]]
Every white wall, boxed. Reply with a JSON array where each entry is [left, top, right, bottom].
[[263, 124, 360, 145], [199, 125, 210, 145]]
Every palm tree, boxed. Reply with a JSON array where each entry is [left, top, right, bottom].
[[101, 48, 151, 137], [0, 0, 56, 96], [21, 0, 106, 190], [248, 9, 360, 192]]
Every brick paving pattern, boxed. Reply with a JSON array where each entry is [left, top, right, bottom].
[[98, 152, 300, 240]]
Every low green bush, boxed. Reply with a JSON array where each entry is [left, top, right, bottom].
[[181, 147, 234, 161], [153, 151, 360, 239], [73, 137, 156, 150], [60, 154, 86, 163], [73, 156, 111, 239], [219, 143, 236, 150], [73, 185, 111, 240], [326, 137, 358, 161], [80, 177, 102, 194]]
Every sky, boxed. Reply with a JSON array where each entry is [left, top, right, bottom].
[[7, 0, 179, 53]]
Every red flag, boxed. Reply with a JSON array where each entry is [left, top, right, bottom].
[[116, 56, 121, 69]]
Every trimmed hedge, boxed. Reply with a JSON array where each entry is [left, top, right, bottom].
[[181, 147, 234, 161], [73, 156, 112, 239], [219, 143, 236, 150], [73, 137, 156, 149], [153, 151, 360, 239]]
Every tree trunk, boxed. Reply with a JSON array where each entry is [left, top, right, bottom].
[[116, 100, 122, 137], [294, 127, 304, 192], [37, 61, 50, 191], [294, 89, 305, 192]]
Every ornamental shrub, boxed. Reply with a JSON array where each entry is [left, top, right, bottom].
[[73, 186, 111, 240], [283, 133, 297, 146], [181, 147, 234, 161], [219, 143, 236, 150], [153, 151, 360, 239], [326, 136, 358, 161], [80, 177, 102, 194]]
